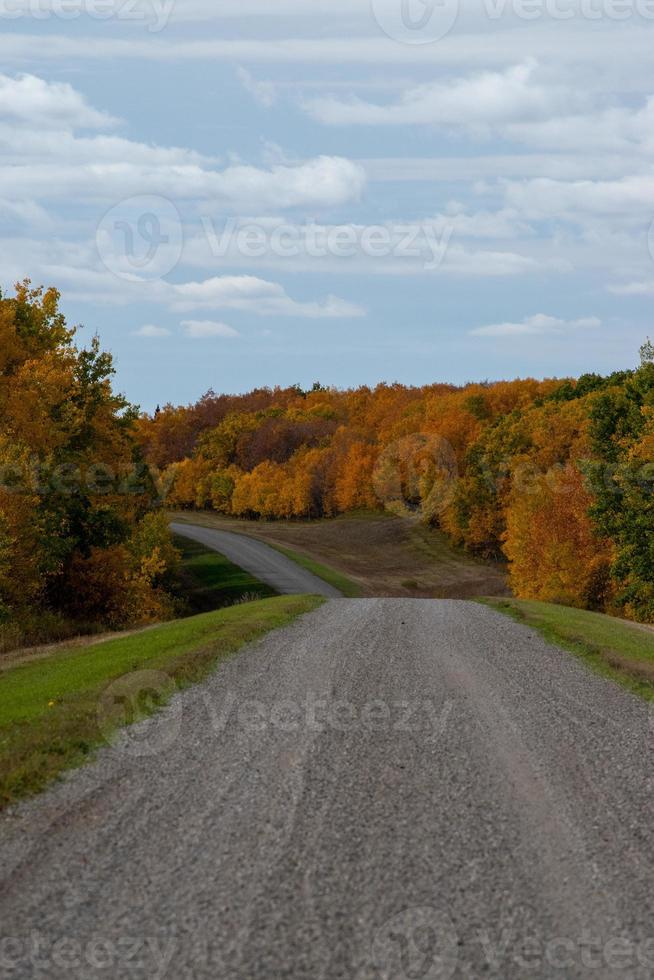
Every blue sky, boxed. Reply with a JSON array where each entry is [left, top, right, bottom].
[[2, 1, 653, 410]]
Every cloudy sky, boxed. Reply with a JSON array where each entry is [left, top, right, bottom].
[[2, 0, 653, 408]]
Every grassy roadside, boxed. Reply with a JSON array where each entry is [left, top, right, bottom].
[[0, 595, 323, 811], [481, 597, 654, 700], [267, 543, 363, 598], [168, 510, 508, 599], [173, 534, 276, 612], [0, 534, 277, 673], [169, 511, 364, 599]]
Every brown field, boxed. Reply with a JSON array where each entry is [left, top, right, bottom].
[[170, 510, 510, 599]]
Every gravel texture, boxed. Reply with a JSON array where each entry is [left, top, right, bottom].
[[1, 599, 653, 979]]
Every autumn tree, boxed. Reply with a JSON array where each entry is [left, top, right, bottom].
[[135, 342, 654, 622], [504, 464, 613, 608], [0, 283, 177, 644]]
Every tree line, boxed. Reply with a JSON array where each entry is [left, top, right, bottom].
[[2, 283, 652, 638], [139, 345, 654, 623]]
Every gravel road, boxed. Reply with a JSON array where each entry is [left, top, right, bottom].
[[1, 599, 653, 979], [170, 521, 342, 598]]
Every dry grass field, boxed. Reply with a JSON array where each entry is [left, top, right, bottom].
[[170, 511, 510, 600]]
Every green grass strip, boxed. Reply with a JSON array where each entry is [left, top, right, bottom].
[[173, 533, 275, 612], [270, 543, 364, 597], [0, 595, 323, 810], [481, 597, 654, 701]]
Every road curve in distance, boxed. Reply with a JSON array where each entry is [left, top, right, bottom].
[[1, 598, 653, 979], [170, 521, 342, 598]]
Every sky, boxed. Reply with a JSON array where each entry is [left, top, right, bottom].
[[2, 0, 653, 411]]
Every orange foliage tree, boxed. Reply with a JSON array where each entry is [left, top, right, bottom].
[[504, 463, 614, 608], [135, 360, 654, 621], [0, 283, 178, 640]]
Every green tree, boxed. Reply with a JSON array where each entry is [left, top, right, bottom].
[[640, 337, 654, 366]]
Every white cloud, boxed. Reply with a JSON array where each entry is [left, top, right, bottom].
[[181, 320, 240, 338], [440, 245, 547, 277], [471, 314, 601, 337], [203, 156, 365, 210], [0, 235, 367, 317], [0, 73, 117, 130], [504, 176, 654, 218], [0, 197, 52, 231], [2, 25, 654, 70], [0, 73, 365, 211], [2, 11, 654, 351], [360, 154, 651, 183], [0, 140, 365, 211], [133, 324, 172, 337], [172, 276, 366, 318], [504, 101, 654, 155], [174, 275, 283, 306], [608, 280, 654, 296], [304, 62, 572, 130], [237, 68, 277, 108], [441, 206, 533, 239]]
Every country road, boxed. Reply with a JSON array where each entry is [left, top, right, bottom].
[[170, 521, 342, 598], [1, 600, 653, 979]]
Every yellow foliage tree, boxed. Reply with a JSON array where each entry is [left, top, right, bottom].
[[504, 463, 614, 608]]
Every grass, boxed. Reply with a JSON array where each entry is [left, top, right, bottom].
[[173, 533, 276, 612], [482, 597, 654, 700], [0, 595, 323, 810], [174, 514, 363, 600], [169, 510, 508, 599], [268, 543, 363, 597]]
